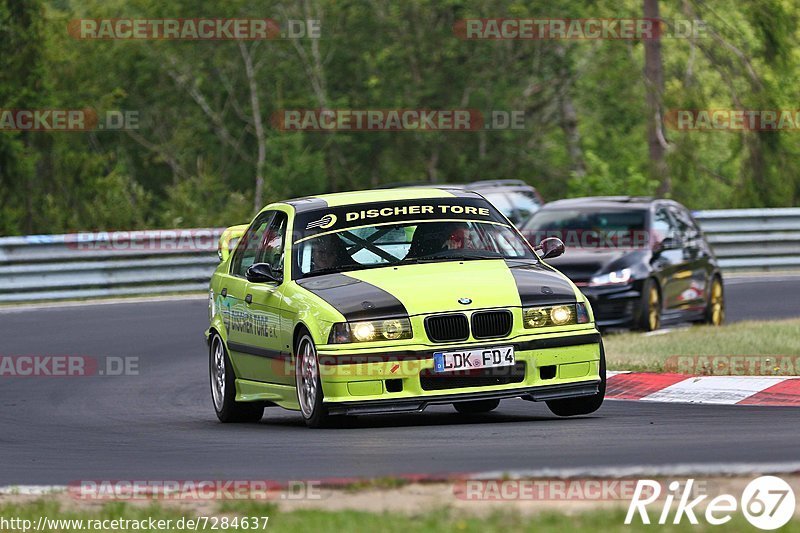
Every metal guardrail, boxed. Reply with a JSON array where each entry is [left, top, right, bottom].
[[0, 208, 798, 302], [693, 208, 800, 271], [0, 229, 223, 302]]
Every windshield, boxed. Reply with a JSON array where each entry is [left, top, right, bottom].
[[522, 208, 648, 249], [294, 220, 535, 278]]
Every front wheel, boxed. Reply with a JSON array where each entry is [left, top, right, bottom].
[[210, 334, 264, 423], [295, 332, 332, 428], [701, 276, 725, 326], [636, 279, 661, 332], [546, 341, 606, 417]]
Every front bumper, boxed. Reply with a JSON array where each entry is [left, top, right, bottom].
[[579, 281, 644, 327], [327, 379, 600, 416], [316, 330, 602, 414]]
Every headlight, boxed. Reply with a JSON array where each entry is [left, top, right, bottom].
[[550, 305, 572, 325], [589, 268, 632, 287], [523, 303, 591, 328], [329, 318, 413, 343]]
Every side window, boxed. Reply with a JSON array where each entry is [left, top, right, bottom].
[[231, 212, 275, 278], [671, 207, 699, 242], [258, 212, 288, 272], [651, 207, 677, 243], [506, 190, 542, 222], [482, 192, 515, 223]]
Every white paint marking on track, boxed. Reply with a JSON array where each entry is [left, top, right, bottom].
[[640, 376, 788, 404]]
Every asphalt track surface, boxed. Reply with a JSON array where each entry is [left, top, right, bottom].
[[1, 276, 799, 485]]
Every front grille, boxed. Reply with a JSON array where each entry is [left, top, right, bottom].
[[420, 362, 526, 391], [471, 310, 513, 339], [424, 314, 469, 343], [595, 299, 634, 319]]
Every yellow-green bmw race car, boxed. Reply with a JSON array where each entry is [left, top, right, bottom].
[[206, 188, 605, 427]]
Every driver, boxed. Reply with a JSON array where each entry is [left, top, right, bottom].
[[311, 233, 352, 270], [406, 222, 475, 259]]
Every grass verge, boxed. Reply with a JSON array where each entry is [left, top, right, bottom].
[[604, 318, 800, 373], [1, 499, 792, 532]]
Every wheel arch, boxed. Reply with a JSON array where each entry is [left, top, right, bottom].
[[293, 321, 314, 351]]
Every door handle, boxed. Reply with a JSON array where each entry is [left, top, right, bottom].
[[245, 294, 252, 304]]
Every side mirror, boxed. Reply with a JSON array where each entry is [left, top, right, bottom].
[[535, 237, 565, 260], [218, 224, 249, 262], [246, 263, 282, 284]]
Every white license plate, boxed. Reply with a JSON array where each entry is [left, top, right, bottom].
[[433, 346, 515, 373]]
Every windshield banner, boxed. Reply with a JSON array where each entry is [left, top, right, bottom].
[[294, 198, 505, 242]]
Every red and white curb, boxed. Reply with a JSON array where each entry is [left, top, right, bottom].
[[607, 371, 800, 406]]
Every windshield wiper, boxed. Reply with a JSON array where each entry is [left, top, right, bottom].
[[301, 251, 503, 278], [301, 261, 398, 279], [413, 251, 503, 262]]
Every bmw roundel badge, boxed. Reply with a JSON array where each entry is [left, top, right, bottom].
[[458, 297, 472, 305]]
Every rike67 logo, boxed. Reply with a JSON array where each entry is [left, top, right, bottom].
[[626, 476, 796, 530]]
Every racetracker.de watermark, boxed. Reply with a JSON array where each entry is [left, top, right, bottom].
[[66, 229, 223, 252], [68, 18, 320, 40], [271, 109, 526, 131], [666, 109, 800, 131], [455, 479, 679, 501], [522, 229, 656, 249], [69, 480, 322, 500], [665, 355, 800, 376], [454, 18, 708, 40], [0, 109, 138, 131], [0, 356, 138, 377]]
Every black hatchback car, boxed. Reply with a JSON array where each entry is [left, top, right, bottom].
[[520, 196, 724, 331]]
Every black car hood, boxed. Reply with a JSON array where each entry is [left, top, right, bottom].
[[296, 260, 577, 321]]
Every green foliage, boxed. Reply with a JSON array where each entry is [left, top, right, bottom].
[[567, 151, 658, 198], [1, 0, 799, 235]]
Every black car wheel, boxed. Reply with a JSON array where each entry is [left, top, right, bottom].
[[636, 279, 661, 331], [546, 341, 606, 417], [453, 399, 500, 414]]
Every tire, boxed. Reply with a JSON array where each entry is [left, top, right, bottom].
[[453, 399, 500, 414], [635, 278, 661, 332], [546, 341, 606, 417], [700, 276, 725, 326], [210, 334, 264, 423], [295, 331, 332, 429]]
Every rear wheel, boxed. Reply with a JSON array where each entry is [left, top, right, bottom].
[[636, 279, 661, 331], [453, 399, 500, 414], [295, 332, 333, 428], [546, 341, 606, 417], [210, 334, 264, 423]]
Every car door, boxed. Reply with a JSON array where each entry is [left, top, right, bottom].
[[225, 210, 276, 382], [244, 210, 294, 385], [670, 205, 708, 311], [650, 205, 689, 311]]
